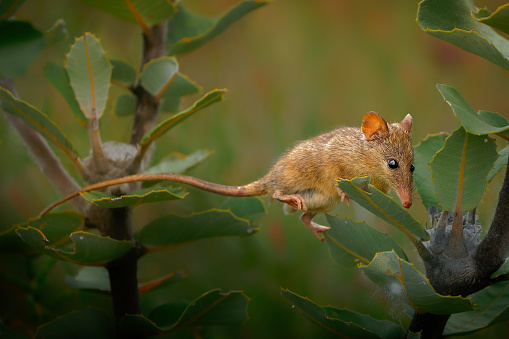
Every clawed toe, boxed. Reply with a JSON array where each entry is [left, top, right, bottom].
[[300, 212, 330, 241], [272, 191, 307, 211]]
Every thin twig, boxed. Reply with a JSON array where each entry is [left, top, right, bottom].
[[88, 114, 108, 173], [1, 78, 90, 215]]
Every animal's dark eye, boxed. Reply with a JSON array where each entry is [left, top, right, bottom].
[[388, 159, 399, 169], [410, 164, 415, 172]]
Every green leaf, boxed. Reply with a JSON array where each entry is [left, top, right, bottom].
[[66, 266, 184, 293], [65, 266, 110, 291], [140, 89, 226, 148], [145, 149, 213, 175], [80, 186, 187, 208], [17, 211, 85, 243], [136, 209, 257, 248], [474, 4, 509, 35], [336, 177, 429, 240], [436, 84, 509, 136], [413, 133, 448, 211], [323, 306, 404, 339], [0, 0, 26, 19], [16, 227, 134, 265], [417, 0, 509, 72], [66, 33, 112, 119], [490, 256, 509, 279], [0, 212, 84, 254], [119, 289, 250, 336], [430, 127, 498, 212], [110, 59, 137, 86], [488, 145, 508, 183], [281, 289, 381, 338], [324, 214, 407, 268], [44, 19, 67, 46], [359, 251, 473, 315], [159, 73, 201, 113], [167, 1, 269, 55], [445, 281, 509, 336], [140, 56, 178, 98], [0, 87, 80, 161], [80, 0, 176, 27], [407, 331, 422, 339], [44, 62, 87, 125], [34, 308, 115, 339], [219, 197, 267, 222], [0, 20, 44, 77], [114, 94, 137, 117], [0, 227, 31, 254]]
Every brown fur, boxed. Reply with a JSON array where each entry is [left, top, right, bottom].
[[246, 113, 414, 214]]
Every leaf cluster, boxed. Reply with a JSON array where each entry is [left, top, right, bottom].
[[0, 1, 269, 337]]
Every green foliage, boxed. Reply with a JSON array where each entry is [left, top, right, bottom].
[[135, 209, 258, 248], [65, 33, 112, 119], [0, 212, 84, 254], [324, 214, 408, 268], [118, 289, 250, 336], [113, 94, 137, 117], [0, 1, 264, 330], [144, 149, 213, 175], [167, 1, 270, 55], [281, 289, 403, 338], [219, 196, 267, 222], [336, 177, 429, 240], [0, 87, 80, 161], [417, 0, 509, 72], [445, 281, 509, 336], [159, 73, 201, 113], [0, 20, 44, 77], [140, 56, 178, 97], [474, 4, 509, 35], [488, 145, 509, 183], [359, 251, 473, 315], [430, 126, 498, 212], [413, 133, 447, 211], [44, 62, 87, 125], [80, 0, 176, 27], [65, 266, 184, 292], [110, 59, 137, 86], [436, 84, 509, 136], [34, 308, 115, 339], [16, 227, 134, 265], [65, 266, 111, 291], [140, 89, 226, 148]]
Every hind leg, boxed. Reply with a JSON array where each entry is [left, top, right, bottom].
[[300, 212, 330, 241], [271, 190, 307, 211]]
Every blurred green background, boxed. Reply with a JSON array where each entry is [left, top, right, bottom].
[[1, 0, 508, 337]]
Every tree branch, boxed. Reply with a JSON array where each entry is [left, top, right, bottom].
[[475, 163, 509, 276], [1, 78, 89, 215], [129, 22, 167, 147]]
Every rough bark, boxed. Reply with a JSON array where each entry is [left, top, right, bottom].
[[409, 164, 509, 337]]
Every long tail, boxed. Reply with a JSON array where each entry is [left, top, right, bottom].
[[39, 173, 269, 217]]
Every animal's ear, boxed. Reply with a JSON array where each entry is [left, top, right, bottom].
[[362, 112, 389, 141], [399, 114, 412, 134]]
